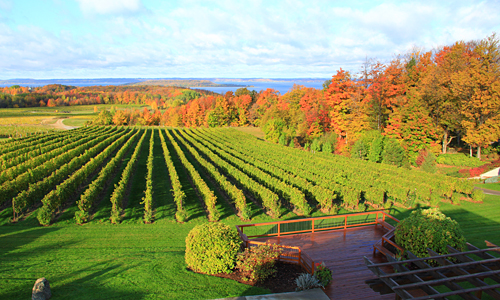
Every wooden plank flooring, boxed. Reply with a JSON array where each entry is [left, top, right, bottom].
[[255, 225, 395, 300]]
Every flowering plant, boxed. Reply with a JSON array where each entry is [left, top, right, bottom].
[[314, 262, 332, 287]]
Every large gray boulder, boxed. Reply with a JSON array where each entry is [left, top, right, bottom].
[[32, 277, 51, 300]]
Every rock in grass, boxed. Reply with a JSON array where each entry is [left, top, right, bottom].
[[32, 278, 51, 300]]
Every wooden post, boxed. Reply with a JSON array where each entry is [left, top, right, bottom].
[[312, 219, 315, 233], [278, 223, 281, 237], [344, 215, 347, 230]]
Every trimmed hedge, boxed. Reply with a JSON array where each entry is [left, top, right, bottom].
[[185, 222, 241, 274], [395, 208, 466, 258]]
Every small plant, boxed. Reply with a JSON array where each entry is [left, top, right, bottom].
[[295, 273, 322, 291], [236, 243, 282, 282], [471, 189, 485, 202], [175, 209, 188, 223], [314, 262, 332, 286]]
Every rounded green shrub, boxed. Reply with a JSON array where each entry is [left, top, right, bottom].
[[185, 222, 241, 274], [395, 208, 466, 258]]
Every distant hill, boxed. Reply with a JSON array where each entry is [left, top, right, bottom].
[[127, 79, 247, 88]]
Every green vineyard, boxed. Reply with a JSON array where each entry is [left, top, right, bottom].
[[0, 126, 476, 226]]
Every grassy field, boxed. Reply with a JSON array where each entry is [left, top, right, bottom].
[[62, 117, 92, 127], [0, 104, 147, 136], [232, 126, 265, 139], [0, 104, 147, 118]]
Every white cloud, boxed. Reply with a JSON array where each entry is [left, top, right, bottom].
[[2, 0, 500, 79], [76, 0, 145, 16]]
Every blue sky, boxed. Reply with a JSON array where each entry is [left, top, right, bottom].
[[0, 0, 499, 79]]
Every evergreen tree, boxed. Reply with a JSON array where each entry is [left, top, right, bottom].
[[368, 135, 385, 163], [310, 138, 322, 152], [382, 138, 406, 167], [421, 151, 437, 173], [351, 139, 368, 159]]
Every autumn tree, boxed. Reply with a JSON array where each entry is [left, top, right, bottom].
[[419, 45, 466, 153], [364, 60, 406, 130], [384, 90, 440, 161], [326, 69, 370, 147], [451, 34, 500, 159], [112, 110, 129, 125]]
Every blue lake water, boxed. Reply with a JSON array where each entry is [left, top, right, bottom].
[[0, 78, 328, 95], [192, 80, 326, 95]]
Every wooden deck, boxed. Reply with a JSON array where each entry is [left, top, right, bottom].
[[255, 225, 395, 300]]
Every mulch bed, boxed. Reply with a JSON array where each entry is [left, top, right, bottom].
[[212, 261, 305, 293]]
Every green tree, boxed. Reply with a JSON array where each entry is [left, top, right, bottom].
[[382, 138, 407, 167], [351, 139, 368, 159], [93, 110, 113, 125], [368, 135, 385, 163]]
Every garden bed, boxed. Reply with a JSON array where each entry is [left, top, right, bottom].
[[212, 261, 305, 293]]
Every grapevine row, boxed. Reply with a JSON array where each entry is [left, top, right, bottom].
[[11, 129, 129, 219], [170, 130, 280, 218], [185, 129, 311, 216], [158, 130, 187, 222], [1, 127, 121, 206], [37, 128, 135, 225], [174, 129, 250, 220], [75, 129, 140, 224], [110, 129, 148, 224], [212, 128, 474, 207], [0, 126, 106, 173], [0, 126, 114, 186], [189, 129, 336, 213], [203, 129, 382, 209], [164, 129, 220, 221], [142, 129, 155, 223], [0, 126, 90, 156]]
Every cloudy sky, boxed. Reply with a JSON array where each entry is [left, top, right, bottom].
[[0, 0, 499, 79]]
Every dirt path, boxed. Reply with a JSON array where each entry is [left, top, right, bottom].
[[474, 187, 500, 196], [53, 118, 76, 130]]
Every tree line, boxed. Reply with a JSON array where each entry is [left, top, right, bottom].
[[158, 34, 500, 161]]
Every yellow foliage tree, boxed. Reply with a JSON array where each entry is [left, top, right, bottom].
[[451, 34, 500, 159]]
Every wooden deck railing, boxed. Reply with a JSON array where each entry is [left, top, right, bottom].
[[236, 210, 400, 274]]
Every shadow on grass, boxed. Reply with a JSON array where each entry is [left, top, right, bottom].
[[1, 260, 146, 300]]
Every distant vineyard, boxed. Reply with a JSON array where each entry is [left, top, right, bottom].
[[0, 127, 476, 226]]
